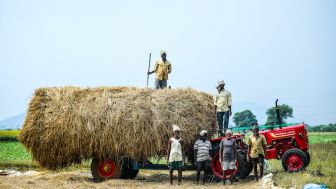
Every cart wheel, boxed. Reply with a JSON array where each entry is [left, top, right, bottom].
[[121, 158, 139, 179], [91, 157, 122, 182]]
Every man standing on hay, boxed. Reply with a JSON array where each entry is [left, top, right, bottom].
[[214, 80, 232, 136], [167, 125, 184, 185], [148, 50, 172, 89]]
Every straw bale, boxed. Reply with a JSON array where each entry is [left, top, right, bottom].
[[18, 87, 214, 169]]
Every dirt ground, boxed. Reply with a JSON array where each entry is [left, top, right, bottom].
[[0, 170, 279, 189]]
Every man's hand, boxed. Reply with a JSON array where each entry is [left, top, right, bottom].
[[246, 155, 250, 162], [228, 106, 232, 116]]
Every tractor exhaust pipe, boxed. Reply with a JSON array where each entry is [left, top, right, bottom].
[[275, 99, 283, 126]]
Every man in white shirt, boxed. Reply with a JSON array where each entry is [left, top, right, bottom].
[[213, 80, 232, 136]]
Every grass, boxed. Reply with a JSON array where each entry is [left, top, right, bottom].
[[269, 132, 336, 188], [0, 141, 36, 170], [269, 143, 336, 188], [0, 131, 335, 188], [308, 132, 336, 144], [0, 142, 31, 161], [0, 141, 92, 171]]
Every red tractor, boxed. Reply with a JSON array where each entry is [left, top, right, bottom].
[[209, 99, 310, 180], [209, 122, 310, 180], [91, 100, 310, 182]]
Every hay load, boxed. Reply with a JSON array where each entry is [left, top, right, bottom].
[[19, 87, 214, 169]]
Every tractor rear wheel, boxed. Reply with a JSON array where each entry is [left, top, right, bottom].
[[236, 149, 253, 178], [282, 148, 308, 172], [211, 149, 252, 180], [91, 157, 122, 182]]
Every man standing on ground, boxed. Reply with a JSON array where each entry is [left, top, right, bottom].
[[214, 80, 232, 136], [148, 50, 172, 89], [193, 130, 212, 185], [247, 123, 267, 181], [219, 129, 237, 185], [167, 125, 184, 185]]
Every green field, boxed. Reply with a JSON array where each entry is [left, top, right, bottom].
[[308, 132, 336, 144], [0, 131, 335, 188], [0, 130, 20, 141], [0, 130, 20, 138]]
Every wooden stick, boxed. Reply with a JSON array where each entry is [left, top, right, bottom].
[[146, 53, 151, 87]]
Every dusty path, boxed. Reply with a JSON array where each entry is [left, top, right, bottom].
[[0, 170, 278, 189]]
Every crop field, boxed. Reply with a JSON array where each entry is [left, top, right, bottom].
[[0, 130, 20, 138], [0, 131, 335, 188], [0, 130, 19, 142], [308, 132, 336, 144]]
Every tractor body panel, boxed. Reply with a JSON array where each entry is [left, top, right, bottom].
[[259, 123, 309, 160]]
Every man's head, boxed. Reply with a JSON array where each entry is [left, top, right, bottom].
[[225, 129, 233, 138], [160, 50, 167, 61], [199, 130, 208, 141], [216, 80, 225, 92], [251, 122, 259, 135], [173, 125, 180, 137]]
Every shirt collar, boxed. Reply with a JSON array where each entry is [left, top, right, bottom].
[[218, 89, 226, 94]]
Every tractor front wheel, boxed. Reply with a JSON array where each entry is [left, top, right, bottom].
[[304, 151, 310, 167], [91, 157, 122, 182], [282, 148, 308, 172]]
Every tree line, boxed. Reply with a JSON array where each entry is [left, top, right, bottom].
[[232, 104, 335, 132], [307, 124, 336, 132], [232, 104, 293, 127]]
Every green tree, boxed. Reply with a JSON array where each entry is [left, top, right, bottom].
[[233, 110, 257, 127], [266, 104, 293, 124]]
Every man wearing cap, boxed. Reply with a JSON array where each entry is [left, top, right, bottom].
[[247, 123, 267, 181], [167, 125, 184, 185], [193, 130, 212, 185], [219, 129, 237, 185], [148, 50, 172, 89], [214, 80, 232, 136]]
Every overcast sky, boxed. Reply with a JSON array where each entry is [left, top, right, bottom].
[[0, 0, 335, 125]]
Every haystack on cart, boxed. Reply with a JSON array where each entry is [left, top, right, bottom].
[[18, 88, 310, 182]]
